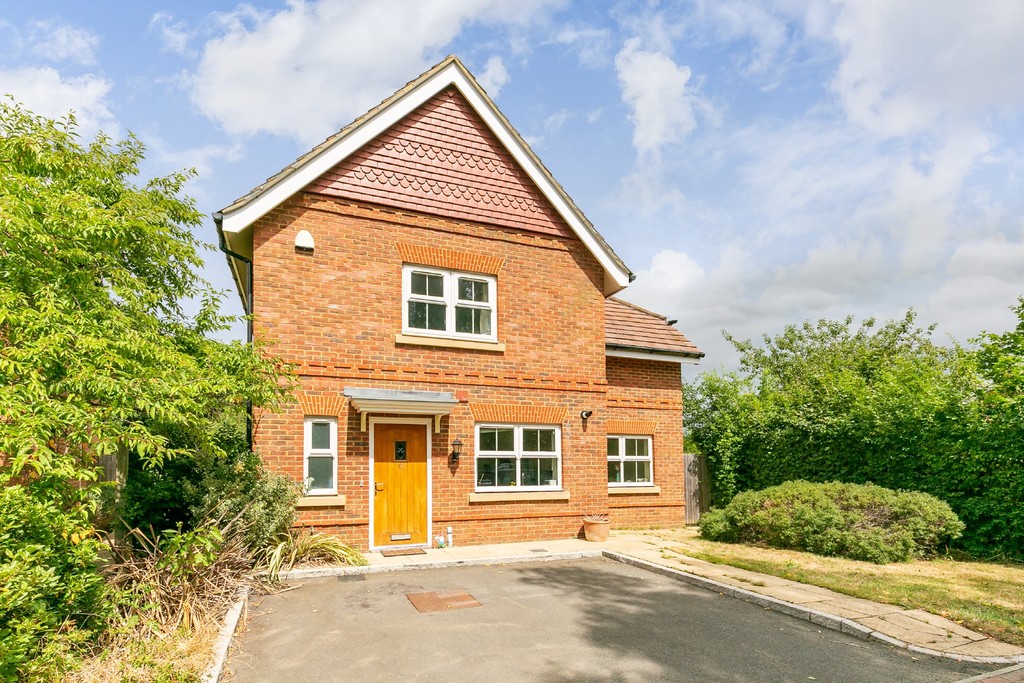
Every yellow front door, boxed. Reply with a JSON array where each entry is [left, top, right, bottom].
[[373, 423, 428, 547]]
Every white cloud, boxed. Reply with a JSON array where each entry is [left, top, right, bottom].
[[28, 20, 99, 65], [149, 12, 193, 56], [614, 38, 699, 157], [924, 230, 1024, 340], [190, 0, 560, 144], [551, 25, 612, 66], [0, 67, 116, 137], [829, 0, 1024, 136], [477, 55, 508, 97]]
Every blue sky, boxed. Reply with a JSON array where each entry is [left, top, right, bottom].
[[3, 1, 1024, 372]]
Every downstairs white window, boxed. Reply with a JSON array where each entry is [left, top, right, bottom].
[[304, 417, 337, 495], [475, 425, 561, 491], [607, 435, 653, 486]]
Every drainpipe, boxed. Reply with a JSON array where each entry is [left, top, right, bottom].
[[214, 211, 254, 449]]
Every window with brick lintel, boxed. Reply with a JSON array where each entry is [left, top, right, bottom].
[[402, 265, 497, 342]]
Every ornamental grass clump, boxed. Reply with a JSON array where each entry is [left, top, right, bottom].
[[699, 480, 964, 563], [258, 529, 368, 583]]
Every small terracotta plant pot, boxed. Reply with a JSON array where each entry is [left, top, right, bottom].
[[582, 514, 610, 542]]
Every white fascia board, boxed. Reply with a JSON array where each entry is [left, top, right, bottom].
[[218, 62, 631, 293], [606, 348, 702, 365]]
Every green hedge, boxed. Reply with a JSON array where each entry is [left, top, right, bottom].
[[698, 480, 964, 563]]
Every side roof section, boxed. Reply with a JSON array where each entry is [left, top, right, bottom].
[[605, 297, 704, 364], [215, 55, 633, 302]]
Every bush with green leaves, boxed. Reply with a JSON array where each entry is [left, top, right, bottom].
[[0, 484, 111, 681], [119, 408, 300, 554], [686, 303, 1024, 560], [699, 480, 964, 563]]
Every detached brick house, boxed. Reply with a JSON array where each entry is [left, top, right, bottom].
[[215, 56, 702, 550]]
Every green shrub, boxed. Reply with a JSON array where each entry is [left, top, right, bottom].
[[185, 448, 300, 554], [0, 484, 111, 680], [699, 480, 965, 563]]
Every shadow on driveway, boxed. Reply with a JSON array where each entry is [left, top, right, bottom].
[[228, 558, 994, 682]]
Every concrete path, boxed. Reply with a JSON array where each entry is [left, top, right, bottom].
[[279, 530, 1024, 669]]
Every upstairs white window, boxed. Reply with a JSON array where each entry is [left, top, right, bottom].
[[607, 435, 653, 486], [475, 424, 561, 491], [402, 265, 497, 341], [304, 417, 337, 495]]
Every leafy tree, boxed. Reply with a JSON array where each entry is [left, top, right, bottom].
[[0, 100, 290, 675]]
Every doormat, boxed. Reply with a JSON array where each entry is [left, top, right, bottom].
[[380, 547, 428, 557], [406, 590, 481, 613]]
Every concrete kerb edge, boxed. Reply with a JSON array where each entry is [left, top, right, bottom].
[[275, 549, 606, 581], [952, 662, 1024, 683], [202, 585, 249, 683], [599, 550, 1024, 666]]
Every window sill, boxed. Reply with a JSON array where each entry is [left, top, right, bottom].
[[296, 495, 347, 508], [608, 486, 661, 495], [468, 490, 570, 503], [396, 333, 505, 353]]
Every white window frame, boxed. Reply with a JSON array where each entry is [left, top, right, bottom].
[[304, 416, 338, 495], [607, 435, 654, 487], [402, 265, 498, 342], [474, 423, 562, 492]]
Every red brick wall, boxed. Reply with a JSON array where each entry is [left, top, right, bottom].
[[251, 193, 612, 548], [605, 356, 686, 528]]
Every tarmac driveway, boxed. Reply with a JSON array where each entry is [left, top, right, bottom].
[[227, 557, 992, 682]]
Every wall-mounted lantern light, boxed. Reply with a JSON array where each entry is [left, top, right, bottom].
[[580, 410, 594, 421], [450, 437, 463, 463]]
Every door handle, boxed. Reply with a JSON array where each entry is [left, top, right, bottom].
[[375, 482, 384, 492]]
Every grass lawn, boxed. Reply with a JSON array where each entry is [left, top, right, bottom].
[[643, 527, 1024, 647]]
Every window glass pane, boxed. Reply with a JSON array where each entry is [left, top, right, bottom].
[[476, 458, 496, 486], [426, 302, 446, 330], [635, 460, 651, 482], [307, 455, 334, 490], [310, 422, 331, 450], [411, 272, 428, 295], [538, 458, 558, 485], [608, 461, 621, 483], [520, 459, 539, 486], [458, 278, 488, 302], [476, 309, 491, 335], [455, 306, 473, 334], [522, 429, 539, 452], [538, 429, 554, 452], [496, 428, 514, 452], [480, 429, 496, 452], [427, 273, 444, 297], [607, 438, 619, 456], [495, 458, 516, 486], [408, 301, 427, 329]]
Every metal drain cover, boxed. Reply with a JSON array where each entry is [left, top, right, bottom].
[[406, 590, 482, 613]]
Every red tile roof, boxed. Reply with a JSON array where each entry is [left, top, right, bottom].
[[605, 297, 703, 358]]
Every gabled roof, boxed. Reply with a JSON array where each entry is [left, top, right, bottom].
[[605, 297, 703, 362], [215, 55, 632, 297]]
